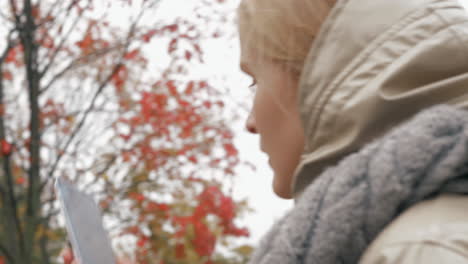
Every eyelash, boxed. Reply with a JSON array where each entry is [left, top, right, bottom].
[[249, 80, 257, 88]]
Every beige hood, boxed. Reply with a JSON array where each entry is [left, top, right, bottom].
[[293, 0, 468, 198]]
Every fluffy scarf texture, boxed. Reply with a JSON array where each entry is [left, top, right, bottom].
[[249, 105, 468, 264]]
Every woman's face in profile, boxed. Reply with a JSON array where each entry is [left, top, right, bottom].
[[240, 48, 305, 199]]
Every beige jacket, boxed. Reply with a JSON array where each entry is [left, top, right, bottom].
[[292, 0, 468, 262], [359, 194, 468, 263]]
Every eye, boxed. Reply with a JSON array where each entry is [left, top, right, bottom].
[[248, 80, 257, 88]]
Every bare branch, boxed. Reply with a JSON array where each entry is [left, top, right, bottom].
[[8, 0, 21, 26], [42, 208, 60, 223], [46, 61, 124, 180], [36, 0, 65, 28], [39, 44, 124, 94], [80, 154, 118, 191], [46, 8, 148, 180], [38, 3, 85, 79]]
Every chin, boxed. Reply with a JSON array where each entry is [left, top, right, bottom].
[[272, 178, 293, 200]]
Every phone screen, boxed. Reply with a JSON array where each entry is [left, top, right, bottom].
[[55, 177, 116, 264]]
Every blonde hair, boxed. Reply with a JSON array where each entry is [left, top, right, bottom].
[[237, 0, 336, 75]]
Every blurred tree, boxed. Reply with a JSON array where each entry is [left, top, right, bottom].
[[0, 0, 252, 263]]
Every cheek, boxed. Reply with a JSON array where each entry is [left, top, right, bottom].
[[252, 76, 299, 137], [252, 86, 281, 132], [250, 77, 304, 198]]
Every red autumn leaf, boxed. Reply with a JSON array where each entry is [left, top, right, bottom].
[[223, 143, 237, 157], [31, 5, 40, 19], [154, 94, 168, 107], [5, 49, 16, 63], [119, 134, 131, 141], [209, 158, 221, 167], [178, 99, 190, 108], [166, 80, 178, 96], [224, 224, 249, 237], [168, 38, 178, 53], [203, 101, 212, 109], [185, 81, 194, 95], [179, 127, 193, 139], [142, 29, 158, 42], [111, 65, 128, 91], [137, 236, 148, 247], [122, 151, 132, 162], [165, 24, 178, 32], [76, 31, 93, 51], [194, 43, 202, 54], [16, 177, 25, 185], [140, 92, 168, 119], [188, 155, 197, 163], [224, 168, 235, 175], [199, 81, 208, 88], [124, 49, 140, 60], [145, 201, 169, 211], [193, 221, 216, 256], [124, 226, 140, 235], [129, 192, 145, 202], [175, 243, 185, 259], [3, 71, 12, 81], [1, 140, 12, 156], [221, 130, 233, 139], [185, 51, 192, 61], [218, 196, 235, 220]]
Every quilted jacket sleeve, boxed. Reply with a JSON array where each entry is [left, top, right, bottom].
[[359, 194, 468, 264], [360, 241, 468, 264]]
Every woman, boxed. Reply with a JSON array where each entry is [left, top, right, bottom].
[[64, 0, 468, 263], [238, 0, 468, 263]]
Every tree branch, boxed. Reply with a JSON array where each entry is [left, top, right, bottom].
[[46, 7, 147, 180], [21, 0, 42, 261], [39, 44, 124, 94], [8, 0, 21, 26], [38, 2, 85, 80]]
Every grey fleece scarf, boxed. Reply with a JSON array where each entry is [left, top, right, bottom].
[[249, 105, 468, 264]]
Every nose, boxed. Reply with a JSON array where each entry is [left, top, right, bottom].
[[245, 111, 258, 134]]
